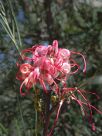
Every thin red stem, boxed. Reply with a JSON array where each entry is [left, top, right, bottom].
[[47, 100, 64, 136]]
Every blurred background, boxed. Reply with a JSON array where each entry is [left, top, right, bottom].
[[0, 0, 102, 136]]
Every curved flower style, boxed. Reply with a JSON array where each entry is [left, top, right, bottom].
[[16, 40, 86, 96]]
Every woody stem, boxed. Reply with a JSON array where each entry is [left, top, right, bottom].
[[43, 91, 51, 136]]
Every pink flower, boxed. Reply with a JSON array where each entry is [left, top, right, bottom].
[[16, 40, 86, 96], [16, 40, 102, 133]]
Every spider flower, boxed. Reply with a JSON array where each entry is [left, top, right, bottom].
[[16, 40, 86, 96], [16, 40, 102, 133]]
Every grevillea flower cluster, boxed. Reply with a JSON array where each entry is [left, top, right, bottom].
[[16, 40, 86, 95], [16, 40, 102, 135]]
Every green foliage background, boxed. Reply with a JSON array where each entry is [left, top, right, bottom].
[[0, 0, 102, 136]]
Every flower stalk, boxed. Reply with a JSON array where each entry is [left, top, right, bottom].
[[43, 92, 51, 136]]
